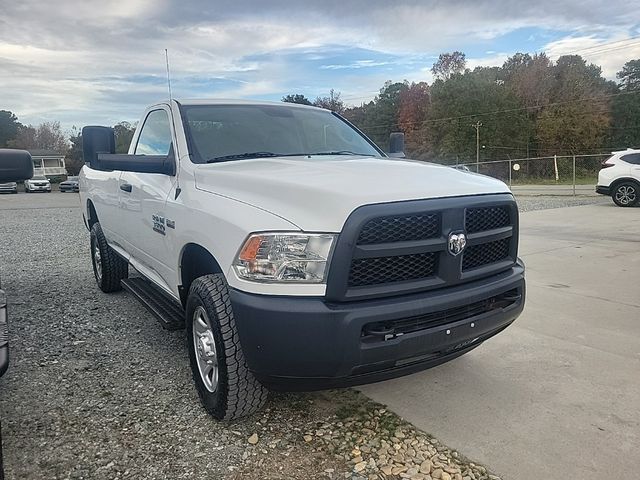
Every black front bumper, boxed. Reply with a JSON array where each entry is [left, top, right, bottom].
[[231, 261, 525, 391], [596, 185, 610, 196]]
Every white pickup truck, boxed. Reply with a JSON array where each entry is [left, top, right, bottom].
[[79, 99, 525, 420]]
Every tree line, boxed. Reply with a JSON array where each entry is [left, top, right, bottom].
[[0, 115, 136, 175], [284, 54, 640, 163], [2, 52, 639, 175]]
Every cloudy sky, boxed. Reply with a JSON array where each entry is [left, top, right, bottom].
[[1, 0, 640, 130]]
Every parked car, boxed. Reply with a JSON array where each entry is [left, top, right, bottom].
[[59, 176, 79, 193], [596, 149, 640, 207], [0, 182, 18, 194], [24, 175, 51, 193], [79, 100, 525, 421]]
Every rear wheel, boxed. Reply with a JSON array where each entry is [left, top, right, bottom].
[[612, 182, 639, 207], [186, 274, 268, 420], [90, 222, 128, 292]]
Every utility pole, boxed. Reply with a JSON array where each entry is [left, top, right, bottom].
[[472, 121, 482, 172]]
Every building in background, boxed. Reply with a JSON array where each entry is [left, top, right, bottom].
[[29, 150, 66, 177]]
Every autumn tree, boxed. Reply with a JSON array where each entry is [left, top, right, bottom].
[[313, 89, 345, 113], [397, 82, 431, 157], [9, 121, 68, 152], [356, 81, 409, 150], [431, 52, 466, 80]]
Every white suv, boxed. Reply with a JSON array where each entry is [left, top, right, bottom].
[[24, 176, 52, 193], [596, 149, 640, 207]]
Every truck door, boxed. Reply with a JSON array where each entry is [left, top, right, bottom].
[[118, 107, 178, 294]]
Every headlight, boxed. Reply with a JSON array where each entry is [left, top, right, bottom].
[[233, 233, 335, 283]]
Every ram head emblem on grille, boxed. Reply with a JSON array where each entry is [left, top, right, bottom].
[[448, 232, 467, 256]]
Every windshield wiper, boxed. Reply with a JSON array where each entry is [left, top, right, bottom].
[[206, 152, 283, 163], [309, 150, 374, 156]]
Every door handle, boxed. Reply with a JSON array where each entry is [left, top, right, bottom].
[[120, 183, 132, 193]]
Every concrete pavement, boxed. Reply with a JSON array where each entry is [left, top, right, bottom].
[[359, 203, 640, 480]]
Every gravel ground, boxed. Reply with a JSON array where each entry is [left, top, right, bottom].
[[0, 192, 608, 479], [514, 194, 609, 212]]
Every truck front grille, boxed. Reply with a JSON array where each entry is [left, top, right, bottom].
[[326, 194, 519, 301], [348, 252, 437, 287], [462, 238, 510, 271], [357, 213, 440, 244], [465, 206, 510, 233]]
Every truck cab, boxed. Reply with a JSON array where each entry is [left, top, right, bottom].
[[80, 99, 525, 420]]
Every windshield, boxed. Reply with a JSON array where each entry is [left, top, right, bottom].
[[32, 176, 47, 180], [180, 104, 383, 163]]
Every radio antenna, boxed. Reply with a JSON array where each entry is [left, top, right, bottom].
[[165, 48, 173, 101]]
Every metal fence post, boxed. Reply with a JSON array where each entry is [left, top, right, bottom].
[[508, 159, 512, 187], [572, 155, 576, 196]]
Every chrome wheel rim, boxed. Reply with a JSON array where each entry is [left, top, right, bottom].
[[93, 241, 102, 280], [615, 185, 636, 205], [192, 306, 218, 392]]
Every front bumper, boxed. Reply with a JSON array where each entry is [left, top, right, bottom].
[[596, 185, 610, 196], [231, 261, 525, 391], [0, 187, 17, 193]]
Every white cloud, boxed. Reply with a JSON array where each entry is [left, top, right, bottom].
[[1, 0, 639, 128], [543, 35, 640, 78]]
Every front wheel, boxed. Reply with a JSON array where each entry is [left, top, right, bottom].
[[186, 274, 268, 420], [612, 182, 639, 207], [90, 222, 128, 292]]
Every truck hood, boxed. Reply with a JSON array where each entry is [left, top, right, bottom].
[[194, 156, 511, 232]]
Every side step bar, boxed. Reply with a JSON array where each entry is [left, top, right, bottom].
[[121, 277, 185, 330]]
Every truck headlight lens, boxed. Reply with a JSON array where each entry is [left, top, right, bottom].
[[233, 233, 335, 283]]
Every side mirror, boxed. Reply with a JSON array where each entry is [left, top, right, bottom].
[[0, 149, 34, 182], [82, 126, 115, 169], [389, 132, 405, 158], [97, 153, 175, 176]]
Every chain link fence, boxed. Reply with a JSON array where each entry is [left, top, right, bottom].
[[456, 154, 607, 195]]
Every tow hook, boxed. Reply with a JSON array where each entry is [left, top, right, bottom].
[[363, 324, 404, 341]]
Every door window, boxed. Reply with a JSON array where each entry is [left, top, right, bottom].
[[621, 153, 640, 165], [135, 110, 172, 155]]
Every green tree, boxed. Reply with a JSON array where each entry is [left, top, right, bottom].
[[616, 59, 640, 91], [0, 110, 21, 147], [358, 81, 409, 150], [114, 121, 136, 153], [281, 94, 312, 105], [609, 59, 640, 148], [425, 68, 531, 163], [66, 128, 84, 175], [536, 55, 612, 155]]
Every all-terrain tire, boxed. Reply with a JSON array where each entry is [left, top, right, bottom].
[[186, 274, 268, 421], [90, 222, 128, 292]]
